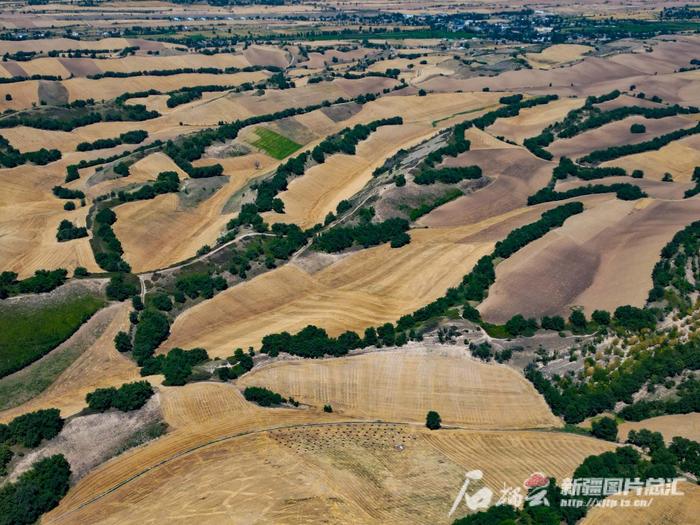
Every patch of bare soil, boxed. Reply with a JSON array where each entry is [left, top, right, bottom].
[[9, 395, 163, 482]]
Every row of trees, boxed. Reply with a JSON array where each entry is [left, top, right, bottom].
[[528, 182, 646, 205], [0, 408, 63, 448], [56, 220, 87, 242], [414, 165, 482, 185], [140, 348, 210, 386], [52, 185, 85, 200], [93, 207, 131, 273], [0, 268, 68, 298], [86, 64, 274, 80], [86, 381, 154, 412], [0, 454, 71, 525], [0, 135, 61, 168], [0, 103, 159, 132], [76, 129, 148, 151], [502, 305, 654, 338], [116, 171, 180, 202], [552, 156, 627, 181], [243, 386, 286, 407], [312, 217, 410, 253], [580, 123, 700, 164], [494, 202, 584, 258]]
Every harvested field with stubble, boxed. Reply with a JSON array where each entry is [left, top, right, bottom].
[[113, 152, 274, 272], [601, 133, 700, 182], [238, 345, 561, 429], [618, 413, 700, 443], [487, 96, 586, 144], [525, 44, 594, 69], [582, 482, 700, 525], [42, 424, 615, 525], [163, 205, 553, 356], [548, 114, 699, 160], [0, 161, 101, 277], [479, 197, 700, 322], [5, 13, 700, 525]]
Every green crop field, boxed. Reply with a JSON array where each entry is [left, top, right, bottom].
[[0, 294, 106, 378], [252, 128, 302, 160]]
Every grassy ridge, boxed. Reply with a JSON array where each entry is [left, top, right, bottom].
[[408, 188, 464, 220], [0, 295, 106, 378], [252, 128, 302, 160]]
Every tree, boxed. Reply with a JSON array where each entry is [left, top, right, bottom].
[[426, 410, 441, 430], [114, 331, 132, 353], [323, 404, 333, 413], [0, 454, 71, 525], [7, 409, 64, 448], [591, 416, 618, 442], [243, 386, 285, 407], [569, 309, 587, 332], [592, 309, 611, 326], [112, 381, 154, 411], [630, 123, 646, 134], [106, 274, 138, 301], [86, 387, 117, 412], [133, 309, 170, 365], [541, 315, 565, 331], [505, 314, 538, 337]]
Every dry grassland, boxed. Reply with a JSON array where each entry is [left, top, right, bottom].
[[239, 345, 561, 429]]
